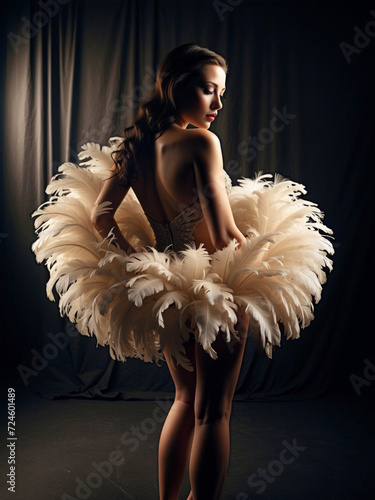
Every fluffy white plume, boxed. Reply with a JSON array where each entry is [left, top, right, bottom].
[[32, 139, 334, 367]]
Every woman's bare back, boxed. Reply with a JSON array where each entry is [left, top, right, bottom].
[[131, 125, 218, 252]]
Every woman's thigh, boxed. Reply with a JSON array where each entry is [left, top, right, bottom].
[[194, 310, 249, 418], [163, 311, 249, 409], [163, 337, 197, 404]]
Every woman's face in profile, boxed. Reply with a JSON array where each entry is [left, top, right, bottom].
[[175, 64, 226, 129]]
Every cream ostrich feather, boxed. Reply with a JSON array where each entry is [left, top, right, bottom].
[[32, 138, 334, 368]]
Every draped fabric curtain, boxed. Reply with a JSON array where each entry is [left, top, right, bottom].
[[1, 0, 374, 399]]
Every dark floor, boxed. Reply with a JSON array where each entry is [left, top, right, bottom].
[[1, 391, 374, 500]]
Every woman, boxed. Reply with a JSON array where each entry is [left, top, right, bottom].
[[91, 44, 248, 500], [32, 44, 333, 499]]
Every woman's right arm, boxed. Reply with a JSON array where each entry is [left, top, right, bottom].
[[90, 171, 135, 253], [192, 129, 244, 251]]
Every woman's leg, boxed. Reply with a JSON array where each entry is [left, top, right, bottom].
[[158, 339, 196, 500], [189, 311, 249, 500]]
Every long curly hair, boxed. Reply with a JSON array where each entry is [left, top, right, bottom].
[[112, 43, 228, 185]]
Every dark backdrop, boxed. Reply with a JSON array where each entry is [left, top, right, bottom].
[[1, 0, 374, 400]]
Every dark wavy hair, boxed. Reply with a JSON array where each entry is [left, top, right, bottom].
[[112, 43, 228, 185]]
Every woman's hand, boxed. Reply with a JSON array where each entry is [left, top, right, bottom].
[[91, 210, 135, 254]]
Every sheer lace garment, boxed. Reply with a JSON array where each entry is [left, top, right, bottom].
[[146, 172, 232, 252]]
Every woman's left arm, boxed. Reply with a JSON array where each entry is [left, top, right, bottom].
[[90, 171, 135, 253]]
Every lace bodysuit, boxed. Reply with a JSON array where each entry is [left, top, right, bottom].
[[146, 172, 232, 252]]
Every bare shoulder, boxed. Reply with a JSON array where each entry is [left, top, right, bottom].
[[157, 126, 222, 168], [187, 128, 221, 148], [161, 125, 220, 147], [188, 129, 223, 177], [179, 129, 222, 163]]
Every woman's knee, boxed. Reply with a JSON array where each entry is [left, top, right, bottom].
[[175, 387, 196, 408], [194, 398, 232, 425]]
